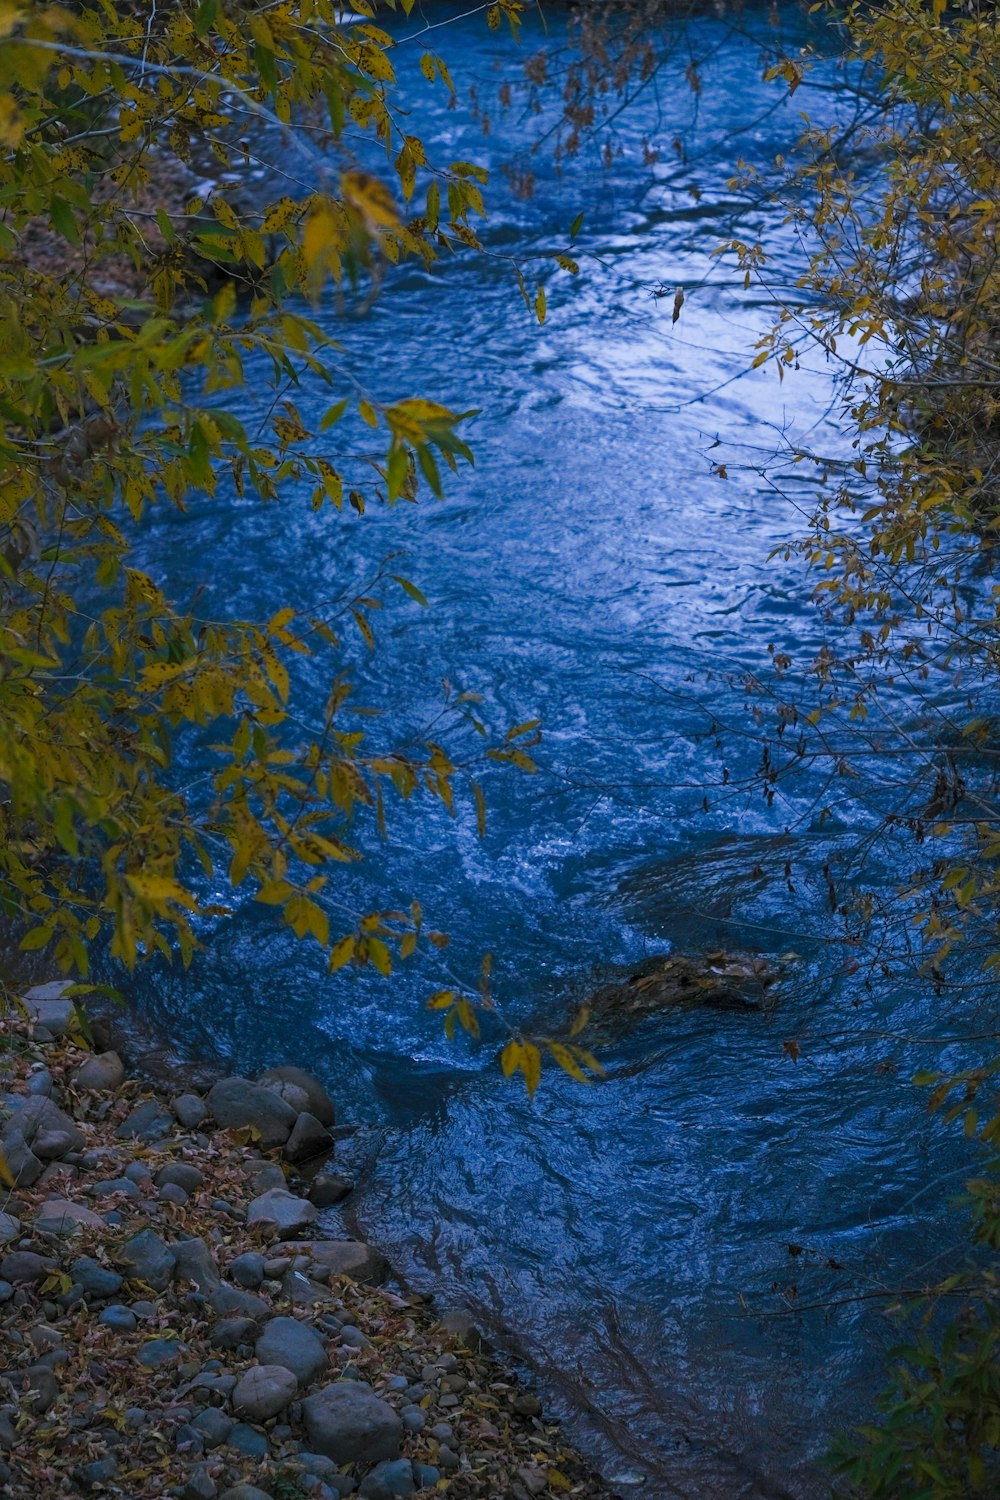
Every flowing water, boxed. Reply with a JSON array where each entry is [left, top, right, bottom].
[[119, 7, 994, 1496]]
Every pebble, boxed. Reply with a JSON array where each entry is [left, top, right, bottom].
[[138, 1338, 181, 1368], [173, 1093, 208, 1129], [98, 1303, 137, 1330], [226, 1423, 270, 1458], [159, 1182, 189, 1205], [229, 1251, 265, 1289], [232, 1364, 297, 1421]]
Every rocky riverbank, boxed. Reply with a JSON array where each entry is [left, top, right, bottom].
[[0, 983, 611, 1500]]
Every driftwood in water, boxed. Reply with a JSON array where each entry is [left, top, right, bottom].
[[571, 950, 776, 1044]]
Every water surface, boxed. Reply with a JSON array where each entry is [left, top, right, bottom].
[[122, 9, 989, 1496]]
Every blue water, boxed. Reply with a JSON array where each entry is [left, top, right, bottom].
[[121, 8, 992, 1496]]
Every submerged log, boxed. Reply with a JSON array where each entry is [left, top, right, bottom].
[[569, 949, 776, 1044]]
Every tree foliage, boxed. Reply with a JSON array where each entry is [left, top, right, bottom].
[[0, 0, 544, 993]]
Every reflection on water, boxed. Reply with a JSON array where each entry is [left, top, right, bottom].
[[118, 7, 989, 1496]]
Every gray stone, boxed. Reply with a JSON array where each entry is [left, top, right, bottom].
[[305, 1240, 390, 1287], [308, 1174, 353, 1209], [175, 1422, 205, 1456], [89, 1176, 141, 1200], [138, 1338, 181, 1369], [412, 1465, 439, 1489], [359, 1460, 414, 1500], [437, 1446, 459, 1472], [182, 1466, 218, 1500], [0, 1212, 19, 1245], [229, 1252, 266, 1289], [155, 1162, 204, 1194], [255, 1315, 328, 1385], [173, 1237, 221, 1291], [16, 1363, 57, 1413], [0, 1250, 55, 1283], [0, 1281, 13, 1303], [283, 1112, 334, 1165], [2, 1095, 83, 1157], [173, 1093, 208, 1129], [72, 1051, 125, 1091], [35, 1198, 105, 1236], [70, 1257, 122, 1298], [209, 1284, 269, 1322], [302, 1383, 402, 1465], [206, 1077, 296, 1147], [123, 1161, 152, 1185], [22, 984, 75, 1036], [25, 1068, 54, 1097], [98, 1305, 137, 1331], [210, 1317, 256, 1351], [191, 1407, 233, 1449], [225, 1423, 269, 1459], [219, 1486, 273, 1500], [400, 1406, 425, 1433], [120, 1228, 176, 1290], [257, 1067, 335, 1127], [246, 1188, 317, 1239], [75, 1455, 119, 1488], [232, 1364, 297, 1422], [159, 1182, 188, 1205], [251, 1163, 287, 1194], [116, 1098, 173, 1142], [0, 1128, 42, 1186]]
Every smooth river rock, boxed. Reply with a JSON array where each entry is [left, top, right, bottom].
[[255, 1315, 328, 1385], [206, 1077, 297, 1147], [302, 1382, 402, 1464], [257, 1065, 335, 1127], [246, 1188, 317, 1239], [232, 1363, 297, 1421]]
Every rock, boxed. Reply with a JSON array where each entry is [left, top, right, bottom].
[[258, 1066, 335, 1127], [1, 1250, 55, 1283], [232, 1364, 297, 1422], [209, 1284, 269, 1322], [25, 1067, 54, 1097], [89, 1176, 141, 1201], [155, 1162, 205, 1194], [229, 1252, 266, 1289], [75, 1455, 119, 1488], [72, 1051, 125, 1091], [98, 1305, 137, 1331], [251, 1163, 287, 1194], [182, 1465, 218, 1500], [34, 1198, 105, 1236], [305, 1241, 389, 1287], [0, 1128, 42, 1186], [173, 1237, 221, 1292], [210, 1317, 257, 1351], [120, 1228, 176, 1291], [219, 1487, 273, 1500], [138, 1338, 181, 1369], [2, 1095, 83, 1157], [123, 1161, 152, 1186], [513, 1393, 542, 1417], [0, 1281, 13, 1303], [16, 1363, 57, 1414], [359, 1460, 414, 1500], [412, 1464, 440, 1489], [0, 1213, 20, 1245], [400, 1407, 425, 1433], [191, 1408, 233, 1449], [283, 1111, 334, 1165], [116, 1098, 173, 1142], [226, 1423, 269, 1458], [308, 1173, 353, 1209], [246, 1189, 317, 1239], [206, 1077, 297, 1147], [159, 1182, 188, 1205], [21, 984, 75, 1036], [173, 1093, 208, 1129], [302, 1383, 402, 1465], [255, 1316, 328, 1385]]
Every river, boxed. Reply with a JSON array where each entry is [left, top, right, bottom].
[[120, 5, 986, 1496]]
